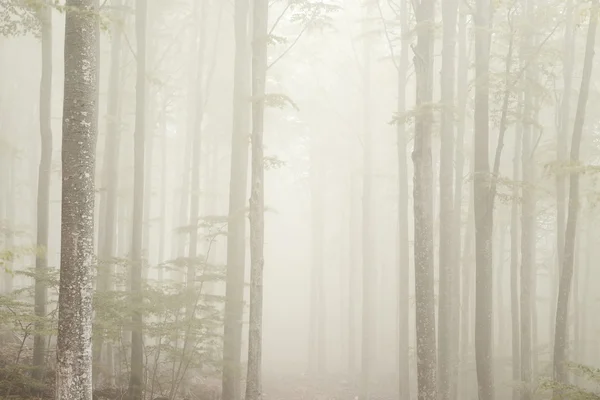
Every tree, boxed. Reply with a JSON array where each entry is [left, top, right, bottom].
[[32, 0, 52, 381], [437, 0, 459, 397], [128, 0, 147, 398], [520, 3, 535, 398], [553, 0, 598, 388], [396, 0, 410, 397], [473, 0, 494, 397], [56, 0, 100, 399], [93, 0, 124, 386], [510, 97, 522, 400], [550, 0, 574, 343], [222, 0, 250, 398], [412, 0, 437, 398], [245, 0, 268, 398]]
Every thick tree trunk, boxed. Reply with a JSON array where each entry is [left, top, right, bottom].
[[33, 0, 52, 381], [245, 0, 267, 398], [222, 0, 250, 397], [473, 0, 494, 397], [413, 0, 437, 399], [56, 0, 99, 399], [438, 0, 458, 398], [553, 0, 598, 388], [128, 0, 147, 398]]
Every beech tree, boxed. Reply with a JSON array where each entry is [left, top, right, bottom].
[[473, 0, 494, 397], [56, 0, 100, 399], [128, 0, 147, 398], [246, 0, 268, 398], [32, 0, 52, 381], [222, 0, 250, 398], [412, 0, 437, 399], [553, 0, 598, 387], [437, 0, 459, 397]]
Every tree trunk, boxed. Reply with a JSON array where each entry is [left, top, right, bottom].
[[93, 0, 123, 386], [553, 0, 598, 388], [520, 40, 534, 400], [551, 0, 573, 344], [455, 7, 468, 397], [413, 0, 437, 399], [510, 104, 522, 400], [56, 0, 99, 398], [128, 0, 147, 398], [33, 0, 52, 381], [438, 0, 458, 397], [397, 0, 410, 397], [245, 0, 267, 398], [473, 0, 494, 396], [359, 13, 375, 400], [222, 0, 250, 398], [348, 174, 357, 378], [309, 134, 326, 375], [184, 0, 208, 366]]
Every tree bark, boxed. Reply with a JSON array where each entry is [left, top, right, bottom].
[[473, 0, 494, 396], [510, 102, 522, 400], [128, 0, 147, 398], [397, 0, 410, 397], [222, 0, 250, 396], [413, 0, 437, 399], [56, 0, 99, 398], [438, 0, 458, 397], [309, 133, 327, 375], [245, 0, 268, 398], [550, 0, 573, 346], [93, 0, 123, 385], [553, 0, 598, 388], [33, 0, 52, 381]]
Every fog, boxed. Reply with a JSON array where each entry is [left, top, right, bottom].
[[1, 0, 600, 399]]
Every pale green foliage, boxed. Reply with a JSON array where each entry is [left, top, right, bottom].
[[0, 0, 40, 37], [539, 363, 600, 399]]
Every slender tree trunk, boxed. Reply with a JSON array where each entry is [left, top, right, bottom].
[[413, 0, 437, 399], [56, 0, 99, 398], [222, 0, 250, 397], [3, 153, 15, 294], [438, 0, 458, 397], [158, 100, 167, 278], [495, 222, 506, 355], [520, 35, 534, 398], [397, 0, 410, 396], [245, 0, 268, 398], [551, 0, 573, 344], [553, 0, 598, 388], [510, 107, 522, 400], [309, 133, 327, 375], [185, 0, 208, 362], [93, 0, 123, 385], [348, 174, 357, 378], [474, 0, 494, 396], [454, 8, 468, 397], [359, 14, 375, 400], [128, 0, 147, 398], [33, 0, 52, 381]]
